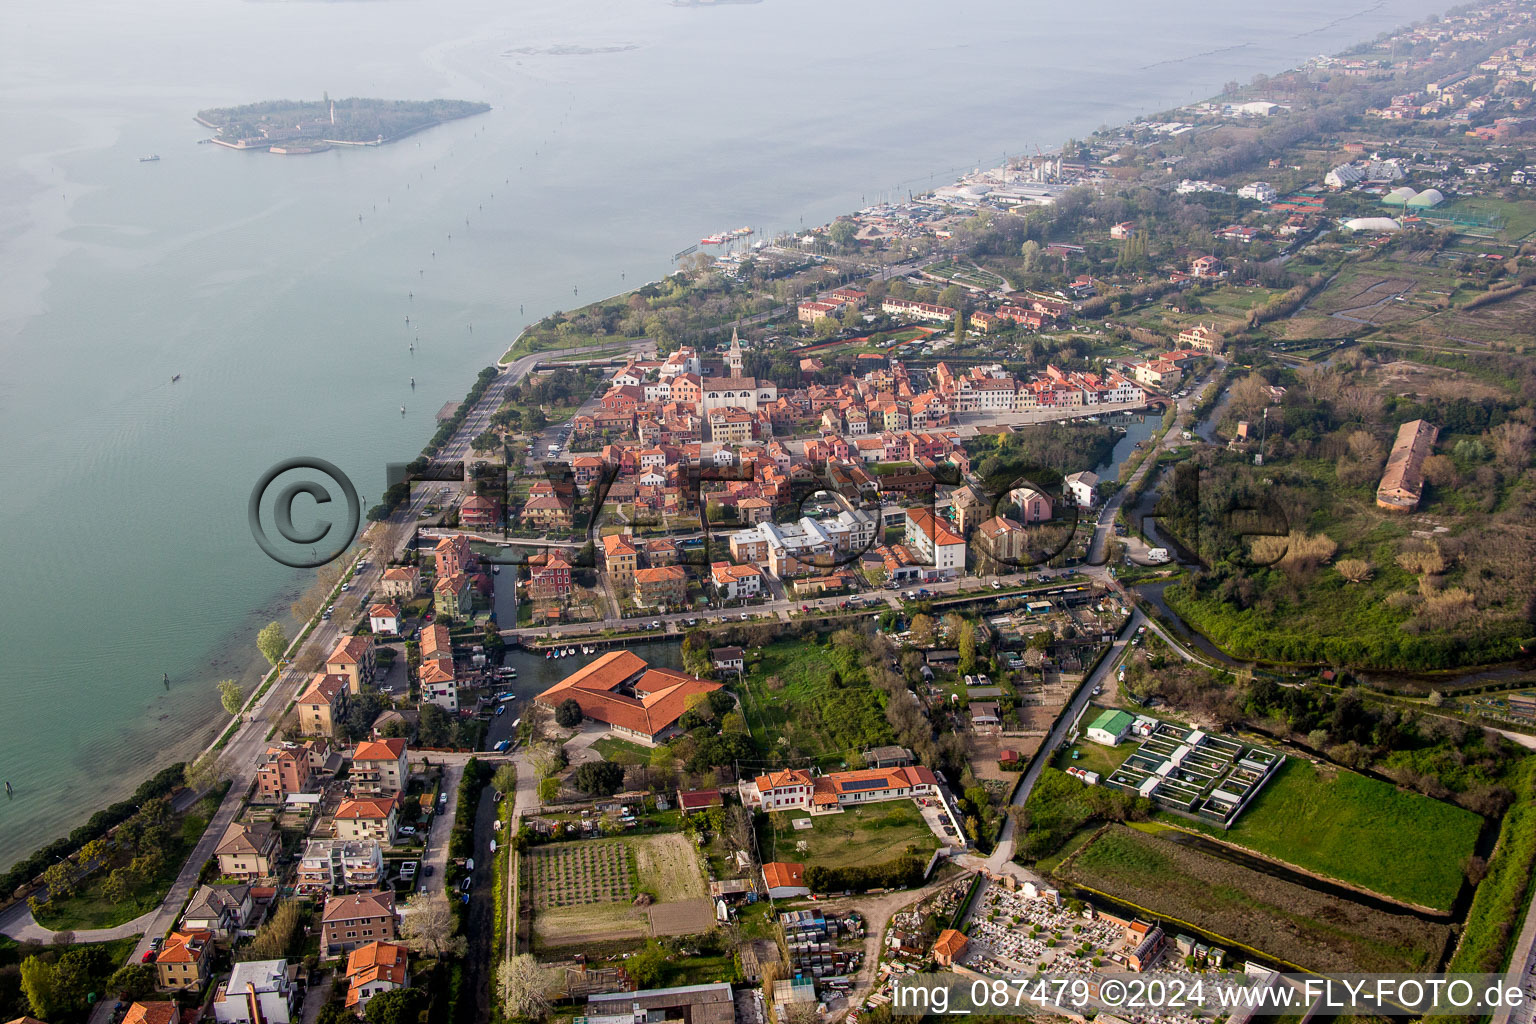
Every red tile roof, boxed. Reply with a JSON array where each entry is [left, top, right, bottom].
[[344, 940, 409, 1001], [353, 738, 407, 763], [123, 1004, 179, 1024], [328, 635, 373, 665], [298, 673, 348, 706], [535, 651, 719, 739], [155, 929, 211, 965], [762, 862, 806, 890], [335, 796, 398, 821]]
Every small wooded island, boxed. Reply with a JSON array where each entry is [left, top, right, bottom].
[[195, 96, 490, 154]]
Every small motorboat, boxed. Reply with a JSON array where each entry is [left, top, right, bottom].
[[171, 374, 181, 383], [545, 649, 553, 659]]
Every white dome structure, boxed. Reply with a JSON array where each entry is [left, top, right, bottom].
[[1343, 217, 1402, 233]]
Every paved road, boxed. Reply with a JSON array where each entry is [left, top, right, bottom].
[[0, 338, 588, 973]]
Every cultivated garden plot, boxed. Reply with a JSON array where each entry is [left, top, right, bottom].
[[523, 832, 710, 949], [526, 838, 635, 909]]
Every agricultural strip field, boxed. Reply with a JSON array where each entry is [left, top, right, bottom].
[[1058, 825, 1451, 973], [524, 832, 707, 948], [761, 801, 938, 870], [1167, 760, 1480, 912]]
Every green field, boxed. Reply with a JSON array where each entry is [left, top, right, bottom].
[[735, 636, 894, 758], [1060, 825, 1450, 972], [1172, 760, 1481, 911], [760, 801, 937, 870], [1054, 741, 1134, 779]]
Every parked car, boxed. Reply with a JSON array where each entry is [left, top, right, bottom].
[[992, 581, 1002, 590], [140, 949, 156, 963], [398, 825, 418, 837]]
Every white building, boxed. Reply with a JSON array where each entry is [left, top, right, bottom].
[[214, 960, 297, 1024], [904, 508, 966, 576], [1064, 471, 1099, 508], [1237, 181, 1278, 203]]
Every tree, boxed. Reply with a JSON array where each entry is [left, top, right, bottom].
[[491, 764, 518, 795], [909, 614, 935, 647], [957, 621, 977, 675], [538, 777, 560, 802], [41, 861, 75, 902], [627, 941, 668, 988], [364, 987, 428, 1024], [242, 900, 304, 961], [107, 963, 158, 1000], [102, 866, 138, 903], [497, 954, 555, 1018], [257, 621, 289, 666], [399, 892, 466, 957], [554, 698, 583, 728], [573, 761, 625, 796], [317, 1005, 355, 1024], [21, 957, 62, 1020], [184, 753, 226, 794], [219, 679, 244, 717]]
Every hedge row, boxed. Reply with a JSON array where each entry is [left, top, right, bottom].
[[449, 758, 493, 860], [805, 854, 926, 894]]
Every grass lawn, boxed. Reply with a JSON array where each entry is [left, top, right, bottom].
[[592, 737, 653, 765], [1169, 759, 1480, 911], [1054, 740, 1134, 779], [1061, 825, 1450, 972], [34, 795, 222, 931], [761, 801, 937, 870]]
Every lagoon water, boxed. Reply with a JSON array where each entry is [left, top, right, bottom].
[[0, 0, 1443, 867]]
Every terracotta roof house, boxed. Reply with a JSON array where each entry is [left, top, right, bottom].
[[321, 891, 398, 958], [297, 673, 349, 738], [334, 796, 400, 846], [379, 566, 420, 598], [350, 738, 410, 796], [633, 564, 687, 609], [344, 941, 411, 1012], [123, 1004, 180, 1024], [1377, 419, 1438, 512], [433, 572, 473, 619], [368, 602, 401, 636], [216, 821, 278, 880], [325, 636, 376, 694], [155, 929, 213, 991], [535, 651, 720, 743]]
